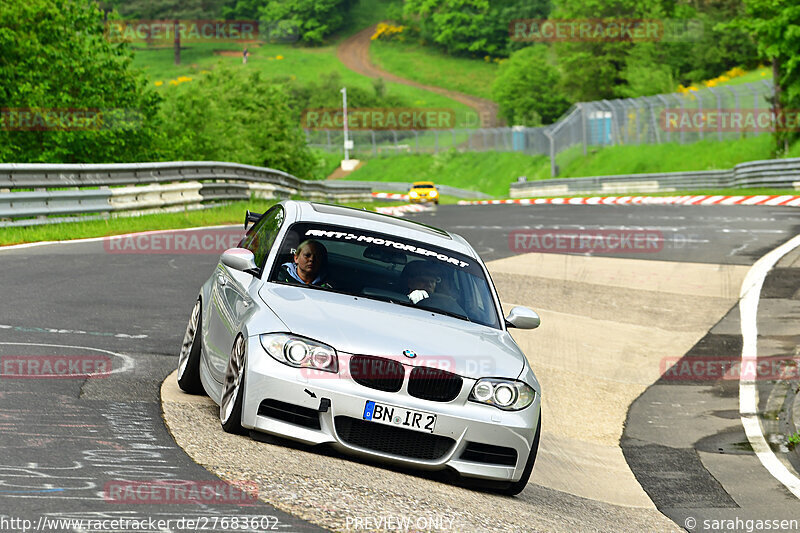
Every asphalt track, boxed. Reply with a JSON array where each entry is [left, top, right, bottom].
[[0, 203, 798, 532]]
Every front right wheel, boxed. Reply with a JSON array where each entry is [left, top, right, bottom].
[[177, 299, 205, 394], [220, 334, 247, 435]]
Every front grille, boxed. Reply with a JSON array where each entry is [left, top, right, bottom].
[[334, 416, 454, 460], [257, 399, 320, 430], [407, 366, 463, 402], [349, 355, 404, 392], [460, 442, 518, 466]]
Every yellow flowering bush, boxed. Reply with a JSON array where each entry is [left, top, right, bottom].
[[371, 22, 405, 41]]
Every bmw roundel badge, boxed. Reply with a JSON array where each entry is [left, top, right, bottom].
[[402, 349, 417, 359]]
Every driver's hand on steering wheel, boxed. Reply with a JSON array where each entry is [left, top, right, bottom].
[[408, 289, 429, 304]]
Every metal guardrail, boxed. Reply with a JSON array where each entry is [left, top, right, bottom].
[[0, 162, 372, 227], [509, 157, 800, 198]]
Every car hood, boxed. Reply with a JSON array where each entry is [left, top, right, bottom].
[[258, 284, 526, 380]]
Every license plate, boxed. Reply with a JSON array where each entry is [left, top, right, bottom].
[[363, 400, 437, 434]]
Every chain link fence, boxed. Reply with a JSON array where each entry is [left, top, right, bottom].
[[306, 80, 775, 177]]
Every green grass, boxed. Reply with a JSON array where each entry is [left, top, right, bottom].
[[0, 199, 399, 246], [132, 40, 476, 127], [370, 39, 499, 100], [342, 151, 548, 197], [342, 135, 799, 197], [543, 135, 779, 180]]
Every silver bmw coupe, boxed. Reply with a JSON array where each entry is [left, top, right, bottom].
[[177, 201, 542, 495]]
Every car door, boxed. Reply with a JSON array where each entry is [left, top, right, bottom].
[[206, 206, 285, 382]]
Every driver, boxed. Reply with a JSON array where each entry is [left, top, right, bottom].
[[277, 239, 333, 288], [402, 261, 440, 304]]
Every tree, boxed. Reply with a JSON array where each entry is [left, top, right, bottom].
[[110, 0, 227, 65], [259, 0, 357, 45], [403, 0, 550, 57], [0, 0, 161, 163], [732, 0, 800, 153], [492, 45, 570, 125], [159, 66, 318, 178]]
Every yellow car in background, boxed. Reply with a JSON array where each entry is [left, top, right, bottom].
[[408, 181, 439, 205]]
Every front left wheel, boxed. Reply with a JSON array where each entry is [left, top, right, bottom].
[[177, 299, 205, 394], [220, 334, 247, 434]]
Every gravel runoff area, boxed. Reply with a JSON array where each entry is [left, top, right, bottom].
[[160, 251, 743, 532]]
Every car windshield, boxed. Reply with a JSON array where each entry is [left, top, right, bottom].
[[412, 184, 434, 189], [267, 222, 501, 329]]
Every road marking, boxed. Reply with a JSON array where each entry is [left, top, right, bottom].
[[0, 324, 147, 339], [739, 233, 800, 498], [0, 342, 134, 376]]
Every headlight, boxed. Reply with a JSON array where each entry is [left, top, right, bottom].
[[260, 334, 338, 373], [469, 378, 535, 411], [430, 190, 438, 197], [409, 191, 419, 198]]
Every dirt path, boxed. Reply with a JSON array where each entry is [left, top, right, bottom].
[[337, 25, 501, 128]]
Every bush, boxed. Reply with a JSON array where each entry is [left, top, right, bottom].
[[492, 46, 570, 125], [0, 0, 162, 163], [158, 66, 317, 179], [259, 0, 358, 45]]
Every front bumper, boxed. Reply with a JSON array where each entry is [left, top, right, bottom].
[[408, 193, 437, 203], [241, 339, 541, 482]]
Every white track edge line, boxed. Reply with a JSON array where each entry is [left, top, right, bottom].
[[739, 233, 800, 498]]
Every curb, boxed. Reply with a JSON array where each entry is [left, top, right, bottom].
[[458, 195, 800, 207], [372, 192, 408, 200], [374, 204, 433, 216]]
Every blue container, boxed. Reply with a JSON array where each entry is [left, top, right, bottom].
[[588, 111, 612, 145]]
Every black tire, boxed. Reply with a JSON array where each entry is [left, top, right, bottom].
[[220, 334, 247, 434], [177, 299, 205, 394], [498, 414, 541, 496]]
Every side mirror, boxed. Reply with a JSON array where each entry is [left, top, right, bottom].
[[505, 306, 540, 329], [221, 248, 257, 273]]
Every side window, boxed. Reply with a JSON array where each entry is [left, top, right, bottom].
[[240, 206, 284, 269]]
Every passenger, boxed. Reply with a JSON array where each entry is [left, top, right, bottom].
[[402, 261, 440, 304], [278, 240, 333, 288]]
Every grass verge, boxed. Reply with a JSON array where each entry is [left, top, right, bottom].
[[342, 135, 799, 196], [369, 39, 498, 100], [0, 199, 397, 247], [132, 42, 476, 127]]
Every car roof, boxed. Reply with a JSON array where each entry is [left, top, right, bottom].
[[412, 181, 435, 186], [283, 201, 476, 258]]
